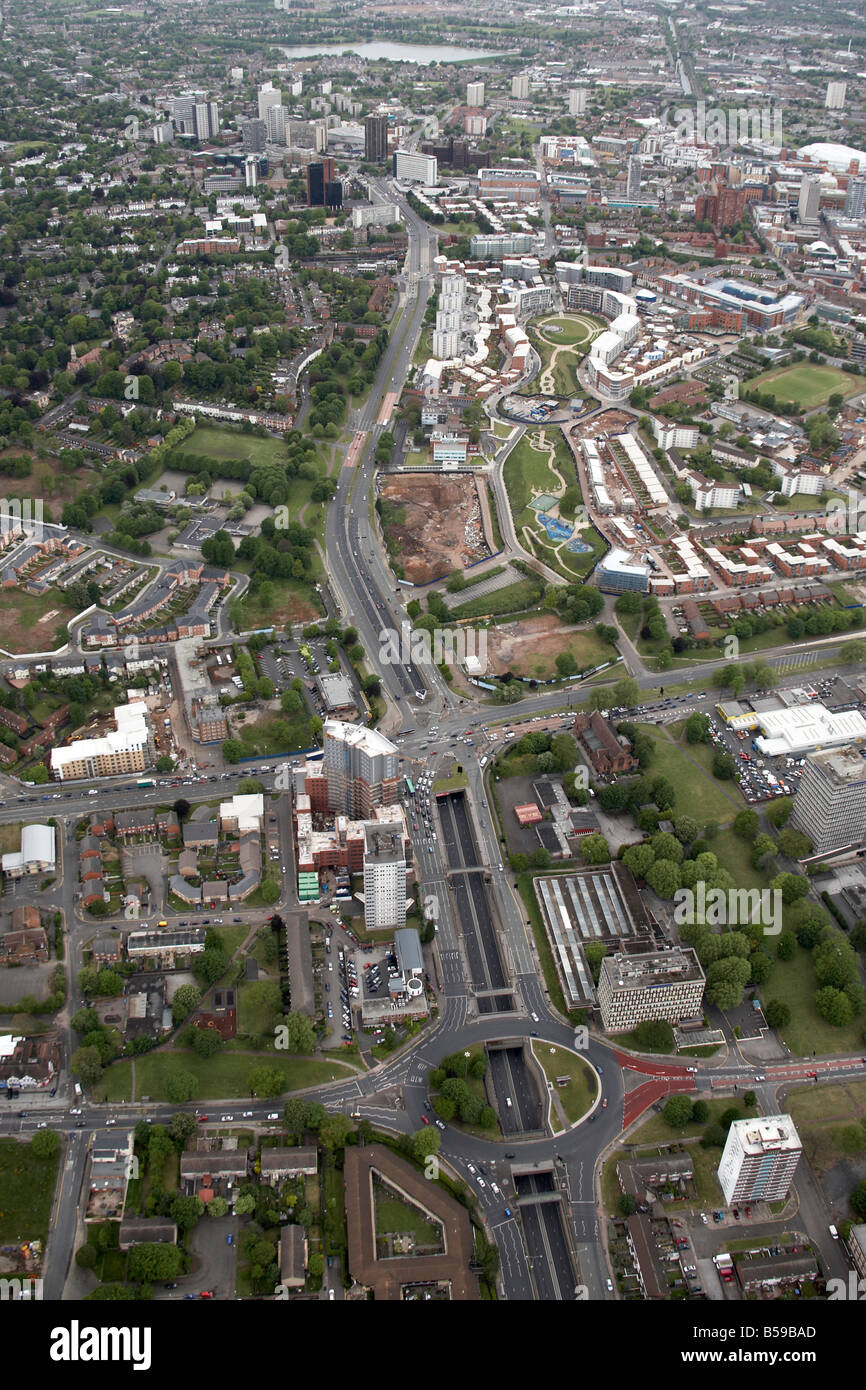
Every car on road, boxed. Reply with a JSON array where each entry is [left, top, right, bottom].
[[70, 1107, 82, 1115], [267, 1112, 279, 1120], [36, 1121, 48, 1128], [241, 1111, 253, 1118], [227, 1234, 233, 1245], [220, 1114, 234, 1122], [421, 1115, 429, 1125], [164, 1283, 178, 1290], [606, 1279, 614, 1293], [200, 1290, 214, 1299], [435, 1119, 445, 1130], [602, 1098, 608, 1109]]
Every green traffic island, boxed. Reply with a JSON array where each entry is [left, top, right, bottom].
[[529, 1040, 598, 1127], [427, 1045, 502, 1137]]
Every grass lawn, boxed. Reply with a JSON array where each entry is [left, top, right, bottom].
[[230, 578, 322, 630], [0, 1136, 60, 1244], [450, 577, 543, 619], [503, 435, 561, 518], [432, 768, 468, 794], [0, 590, 76, 654], [96, 1052, 357, 1102], [509, 626, 615, 681], [374, 1191, 442, 1244], [531, 1041, 598, 1124], [168, 424, 290, 471], [633, 1098, 758, 1145], [0, 823, 22, 855], [237, 981, 282, 1036], [764, 949, 866, 1058], [534, 314, 600, 347], [635, 725, 740, 825], [711, 828, 770, 893], [232, 711, 318, 756], [746, 363, 857, 411], [787, 1080, 866, 1172]]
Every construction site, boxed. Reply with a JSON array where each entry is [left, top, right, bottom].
[[376, 472, 493, 585]]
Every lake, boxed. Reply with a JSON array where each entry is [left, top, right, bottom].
[[277, 41, 505, 65]]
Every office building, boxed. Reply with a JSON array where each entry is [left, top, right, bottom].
[[322, 720, 400, 818], [597, 944, 705, 1031], [241, 118, 267, 153], [569, 87, 587, 117], [512, 74, 530, 100], [306, 157, 334, 206], [393, 150, 438, 185], [151, 120, 173, 145], [471, 232, 537, 258], [477, 166, 541, 204], [362, 822, 407, 931], [595, 548, 650, 593], [626, 155, 642, 202], [790, 745, 866, 853], [826, 81, 847, 110], [798, 175, 822, 225], [466, 80, 485, 108], [258, 81, 282, 120], [717, 1116, 802, 1205], [325, 180, 342, 209], [845, 176, 866, 219], [50, 703, 153, 781], [244, 155, 258, 189], [364, 113, 389, 163]]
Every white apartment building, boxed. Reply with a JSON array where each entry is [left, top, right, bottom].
[[568, 88, 587, 116], [50, 703, 153, 781], [652, 419, 699, 451], [362, 823, 407, 931], [466, 81, 485, 107], [688, 473, 741, 511], [826, 81, 847, 109], [512, 74, 530, 100], [717, 1116, 802, 1205]]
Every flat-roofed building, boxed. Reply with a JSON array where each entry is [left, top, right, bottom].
[[1, 823, 55, 879], [598, 943, 705, 1032], [50, 702, 152, 781], [717, 1115, 802, 1205], [790, 745, 866, 853]]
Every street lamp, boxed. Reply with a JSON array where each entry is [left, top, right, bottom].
[[464, 1050, 471, 1078]]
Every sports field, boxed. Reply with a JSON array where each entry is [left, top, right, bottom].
[[747, 363, 856, 410]]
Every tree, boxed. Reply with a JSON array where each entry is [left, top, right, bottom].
[[580, 832, 611, 865], [75, 1243, 98, 1269], [850, 1179, 866, 1220], [31, 1128, 60, 1160], [692, 1100, 709, 1124], [633, 1019, 673, 1052], [814, 985, 855, 1027], [733, 809, 759, 841], [770, 872, 809, 905], [168, 1113, 197, 1145], [743, 1091, 757, 1109], [191, 1026, 222, 1058], [171, 983, 201, 1025], [248, 1065, 285, 1098], [70, 1045, 103, 1084], [685, 712, 711, 744], [663, 1095, 694, 1127], [281, 1011, 317, 1053], [127, 1243, 183, 1282], [259, 878, 281, 905], [619, 1192, 637, 1217], [776, 932, 797, 961], [776, 827, 812, 860], [222, 738, 244, 763], [318, 1113, 354, 1150], [207, 1197, 229, 1218], [767, 1000, 795, 1034], [195, 947, 229, 985], [170, 1194, 205, 1232], [165, 1070, 198, 1104], [646, 858, 681, 899], [411, 1126, 441, 1164]]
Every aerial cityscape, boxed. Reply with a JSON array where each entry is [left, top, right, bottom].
[[4, 0, 866, 1339]]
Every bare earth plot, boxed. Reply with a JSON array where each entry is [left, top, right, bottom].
[[378, 473, 489, 584]]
